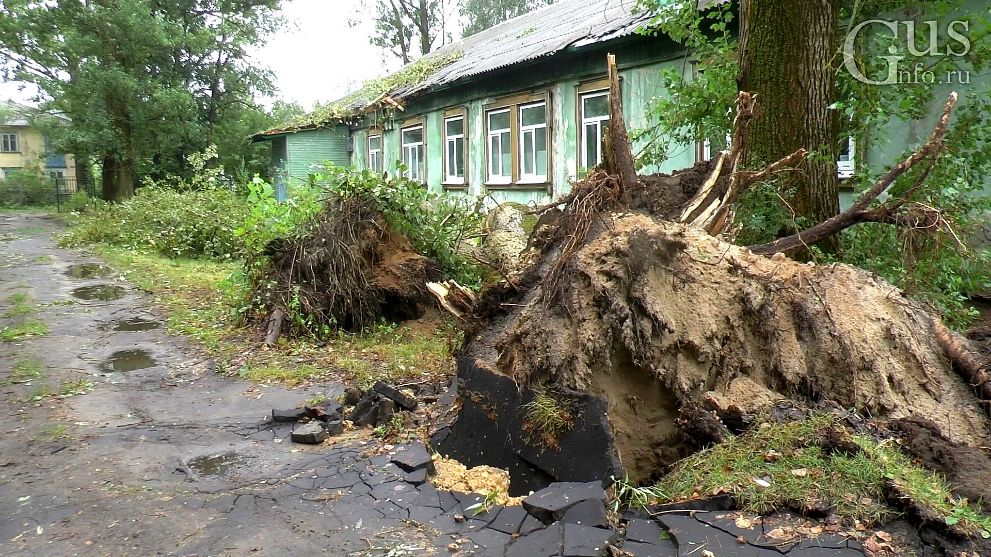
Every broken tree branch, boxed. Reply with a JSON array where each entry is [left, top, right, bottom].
[[605, 53, 638, 190], [678, 91, 807, 236], [749, 92, 959, 256]]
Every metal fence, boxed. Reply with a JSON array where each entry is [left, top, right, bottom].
[[54, 176, 99, 213]]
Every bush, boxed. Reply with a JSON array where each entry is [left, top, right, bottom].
[[314, 165, 485, 286], [0, 170, 53, 207], [61, 187, 250, 259]]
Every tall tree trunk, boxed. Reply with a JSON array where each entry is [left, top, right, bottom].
[[116, 162, 135, 200], [418, 0, 431, 55], [738, 0, 841, 254], [101, 155, 118, 202]]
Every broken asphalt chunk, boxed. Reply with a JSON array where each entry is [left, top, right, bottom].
[[349, 394, 380, 426], [373, 381, 418, 411], [290, 422, 328, 444], [523, 481, 607, 525], [563, 523, 615, 556], [272, 407, 306, 423], [391, 441, 435, 474]]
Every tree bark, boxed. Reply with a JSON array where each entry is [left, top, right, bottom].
[[738, 0, 841, 253], [101, 155, 118, 202]]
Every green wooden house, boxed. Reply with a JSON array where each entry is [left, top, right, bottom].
[[252, 0, 989, 210]]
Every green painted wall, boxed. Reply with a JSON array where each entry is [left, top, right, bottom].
[[283, 125, 351, 185]]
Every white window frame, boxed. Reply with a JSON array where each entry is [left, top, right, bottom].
[[444, 115, 466, 185], [0, 132, 18, 153], [368, 133, 383, 173], [487, 108, 512, 185], [518, 101, 548, 183], [579, 91, 610, 171], [401, 125, 425, 182], [837, 136, 855, 179]]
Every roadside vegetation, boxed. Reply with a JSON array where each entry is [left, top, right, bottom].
[[59, 158, 474, 389]]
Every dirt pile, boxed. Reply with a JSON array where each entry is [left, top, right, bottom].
[[257, 197, 441, 333]]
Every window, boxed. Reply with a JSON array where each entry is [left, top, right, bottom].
[[580, 92, 609, 170], [519, 102, 547, 182], [401, 125, 425, 182], [444, 115, 466, 185], [368, 134, 383, 173], [837, 136, 855, 179], [0, 133, 18, 153], [487, 109, 512, 184]]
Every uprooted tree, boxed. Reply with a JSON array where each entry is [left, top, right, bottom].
[[433, 56, 991, 490]]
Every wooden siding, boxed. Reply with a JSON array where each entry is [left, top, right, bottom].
[[284, 126, 350, 185]]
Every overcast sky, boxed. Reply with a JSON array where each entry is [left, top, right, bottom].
[[0, 0, 421, 110], [254, 0, 406, 109]]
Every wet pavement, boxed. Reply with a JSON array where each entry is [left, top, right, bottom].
[[0, 214, 869, 557]]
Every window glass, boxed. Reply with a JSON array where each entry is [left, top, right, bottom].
[[582, 94, 609, 119], [487, 110, 512, 182], [445, 115, 466, 183], [368, 134, 383, 173], [401, 125, 425, 182], [520, 102, 547, 180], [489, 110, 510, 131], [446, 117, 464, 137], [580, 92, 609, 170], [521, 104, 546, 127]]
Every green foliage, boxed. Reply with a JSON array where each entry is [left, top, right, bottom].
[[60, 187, 249, 259], [655, 414, 991, 537], [315, 165, 485, 287], [461, 0, 556, 35], [236, 176, 323, 259], [633, 0, 738, 168], [0, 0, 283, 191], [0, 170, 54, 207], [286, 51, 462, 129]]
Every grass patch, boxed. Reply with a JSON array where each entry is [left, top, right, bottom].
[[39, 422, 71, 442], [8, 358, 44, 384], [4, 291, 35, 318], [521, 390, 574, 449], [1, 319, 48, 342], [654, 414, 991, 537], [30, 379, 95, 401], [2, 291, 47, 341]]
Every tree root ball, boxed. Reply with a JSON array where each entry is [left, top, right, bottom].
[[466, 213, 990, 482]]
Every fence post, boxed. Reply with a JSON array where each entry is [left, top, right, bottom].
[[54, 176, 62, 213]]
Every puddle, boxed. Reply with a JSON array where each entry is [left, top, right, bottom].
[[110, 317, 161, 332], [185, 451, 246, 478], [72, 284, 126, 301], [66, 263, 113, 279], [101, 349, 158, 372]]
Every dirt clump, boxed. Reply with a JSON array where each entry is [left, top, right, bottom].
[[257, 197, 441, 333], [431, 456, 524, 505], [889, 417, 991, 511]]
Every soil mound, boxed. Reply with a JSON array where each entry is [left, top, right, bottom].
[[258, 197, 441, 333], [462, 213, 990, 482]]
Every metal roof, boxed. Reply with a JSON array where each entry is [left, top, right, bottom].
[[0, 100, 72, 127], [256, 0, 729, 138]]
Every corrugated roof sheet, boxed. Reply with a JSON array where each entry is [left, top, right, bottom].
[[256, 0, 728, 138]]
